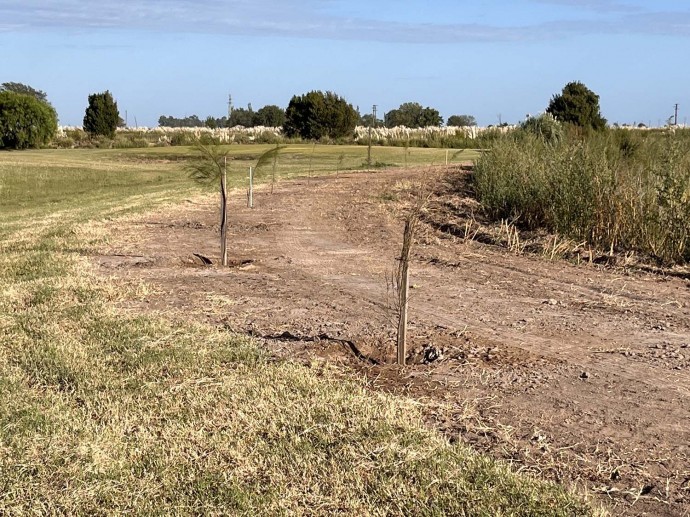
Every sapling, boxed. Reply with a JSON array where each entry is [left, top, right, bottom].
[[186, 142, 231, 266]]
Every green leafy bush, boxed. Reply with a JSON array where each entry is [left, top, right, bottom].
[[284, 91, 358, 140], [546, 82, 607, 131], [385, 102, 443, 128], [447, 114, 477, 127], [0, 91, 58, 149]]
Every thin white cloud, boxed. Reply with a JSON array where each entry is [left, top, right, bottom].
[[0, 0, 688, 41], [531, 0, 643, 13]]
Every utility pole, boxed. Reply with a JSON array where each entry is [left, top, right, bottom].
[[674, 103, 679, 126]]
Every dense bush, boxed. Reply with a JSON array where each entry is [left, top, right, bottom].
[[353, 126, 510, 149], [284, 91, 358, 140], [0, 91, 58, 149], [546, 82, 606, 131], [169, 132, 196, 146], [474, 130, 690, 264], [520, 113, 563, 144], [227, 106, 256, 128], [385, 102, 443, 128], [83, 91, 120, 138], [255, 105, 285, 127], [159, 115, 205, 128], [113, 135, 150, 149], [447, 115, 477, 127]]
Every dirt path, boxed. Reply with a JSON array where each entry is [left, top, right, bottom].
[[98, 167, 690, 516]]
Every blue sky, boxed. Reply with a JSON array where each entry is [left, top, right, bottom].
[[1, 0, 688, 127]]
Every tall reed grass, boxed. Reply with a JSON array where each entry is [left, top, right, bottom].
[[474, 130, 690, 264]]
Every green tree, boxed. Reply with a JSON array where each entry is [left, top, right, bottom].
[[283, 91, 358, 140], [447, 114, 477, 127], [0, 90, 58, 149], [159, 115, 204, 127], [385, 102, 443, 128], [83, 91, 120, 138], [227, 106, 257, 128], [546, 82, 606, 131], [0, 82, 48, 103], [254, 105, 285, 127], [359, 113, 383, 128]]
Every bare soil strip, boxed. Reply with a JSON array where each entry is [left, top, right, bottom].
[[99, 167, 690, 516]]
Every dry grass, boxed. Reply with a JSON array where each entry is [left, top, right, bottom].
[[0, 148, 601, 515]]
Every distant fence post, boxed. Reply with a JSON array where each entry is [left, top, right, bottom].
[[248, 166, 254, 208]]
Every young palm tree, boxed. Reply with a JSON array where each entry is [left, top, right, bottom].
[[186, 142, 230, 266]]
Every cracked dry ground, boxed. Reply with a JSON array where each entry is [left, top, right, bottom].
[[98, 167, 690, 516]]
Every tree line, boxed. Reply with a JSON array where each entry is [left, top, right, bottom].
[[1, 81, 608, 149], [159, 104, 287, 129]]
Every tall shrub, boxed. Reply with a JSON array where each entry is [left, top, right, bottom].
[[83, 91, 119, 138], [546, 82, 607, 131]]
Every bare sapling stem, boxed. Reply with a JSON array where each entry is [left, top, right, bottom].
[[397, 219, 412, 365], [220, 157, 228, 266], [393, 174, 436, 365]]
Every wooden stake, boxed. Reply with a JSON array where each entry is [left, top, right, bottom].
[[397, 219, 412, 366], [397, 263, 409, 365], [248, 166, 254, 208]]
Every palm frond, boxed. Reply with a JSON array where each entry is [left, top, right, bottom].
[[254, 145, 286, 175], [185, 141, 228, 185]]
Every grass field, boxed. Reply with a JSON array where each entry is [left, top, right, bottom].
[[0, 145, 598, 515], [0, 144, 475, 228]]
